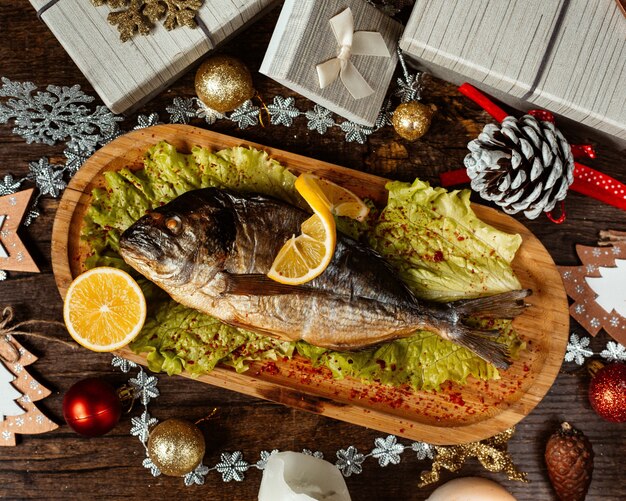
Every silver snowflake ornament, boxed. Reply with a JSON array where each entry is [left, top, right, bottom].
[[372, 435, 404, 467], [0, 175, 23, 196], [111, 355, 138, 373], [394, 72, 424, 103], [564, 333, 593, 365], [130, 410, 158, 444], [305, 105, 335, 134], [28, 158, 66, 197], [302, 448, 324, 459], [335, 446, 365, 477], [142, 456, 162, 477], [22, 208, 40, 227], [339, 121, 375, 144], [267, 96, 300, 127], [229, 100, 260, 129], [63, 143, 94, 175], [0, 78, 121, 146], [215, 451, 249, 482], [166, 97, 197, 124], [0, 270, 6, 281], [410, 441, 434, 460], [256, 449, 279, 470], [375, 99, 394, 129], [600, 341, 626, 363], [66, 133, 100, 155], [98, 123, 124, 146], [133, 113, 161, 130], [129, 370, 160, 405], [184, 463, 210, 486], [195, 99, 224, 125]]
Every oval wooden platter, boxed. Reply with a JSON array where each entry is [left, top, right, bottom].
[[51, 124, 569, 445]]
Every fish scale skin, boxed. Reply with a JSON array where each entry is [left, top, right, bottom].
[[119, 189, 468, 349]]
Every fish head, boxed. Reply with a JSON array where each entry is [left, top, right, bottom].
[[119, 189, 236, 288]]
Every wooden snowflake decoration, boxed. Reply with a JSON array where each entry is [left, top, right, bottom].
[[92, 0, 203, 42], [558, 230, 626, 345]]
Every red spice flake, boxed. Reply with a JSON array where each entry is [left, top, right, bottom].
[[376, 359, 386, 370], [448, 392, 465, 406], [523, 363, 530, 372], [261, 361, 279, 376], [433, 250, 444, 262], [457, 235, 465, 241]]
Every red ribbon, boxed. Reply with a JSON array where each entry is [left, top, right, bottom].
[[444, 84, 626, 213]]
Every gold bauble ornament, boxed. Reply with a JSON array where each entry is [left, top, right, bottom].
[[195, 55, 255, 113], [391, 101, 437, 141], [147, 418, 205, 476]]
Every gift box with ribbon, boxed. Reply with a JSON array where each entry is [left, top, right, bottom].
[[29, 0, 278, 114], [260, 0, 403, 126], [399, 0, 626, 146]]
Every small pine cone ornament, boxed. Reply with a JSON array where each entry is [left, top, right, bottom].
[[465, 115, 575, 219], [545, 422, 593, 501]]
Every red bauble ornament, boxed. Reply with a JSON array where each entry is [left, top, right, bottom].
[[588, 363, 626, 422], [63, 378, 122, 436]]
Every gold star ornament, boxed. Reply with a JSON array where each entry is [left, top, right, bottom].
[[0, 189, 40, 273]]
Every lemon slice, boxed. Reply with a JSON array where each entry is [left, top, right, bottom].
[[295, 173, 370, 221], [267, 212, 336, 285], [63, 267, 147, 352], [268, 173, 369, 285]]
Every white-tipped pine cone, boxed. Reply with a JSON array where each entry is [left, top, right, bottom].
[[464, 115, 575, 219]]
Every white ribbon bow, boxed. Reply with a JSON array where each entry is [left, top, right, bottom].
[[316, 8, 391, 100]]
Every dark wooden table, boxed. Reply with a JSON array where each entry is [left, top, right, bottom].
[[1, 2, 625, 500]]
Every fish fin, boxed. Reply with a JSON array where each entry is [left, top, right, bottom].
[[224, 273, 315, 296], [451, 289, 532, 319], [447, 325, 512, 370]]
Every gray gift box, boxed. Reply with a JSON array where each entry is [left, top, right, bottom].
[[400, 0, 626, 146], [260, 0, 403, 126], [30, 0, 279, 114]]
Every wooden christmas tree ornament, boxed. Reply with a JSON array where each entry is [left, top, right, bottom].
[[558, 230, 626, 345], [0, 189, 40, 273], [0, 327, 58, 446]]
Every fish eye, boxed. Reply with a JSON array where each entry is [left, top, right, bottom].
[[165, 215, 183, 235]]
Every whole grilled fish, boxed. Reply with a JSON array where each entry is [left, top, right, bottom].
[[119, 188, 531, 369]]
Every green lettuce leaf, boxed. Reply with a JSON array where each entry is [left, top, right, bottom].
[[82, 141, 525, 391], [369, 179, 521, 301]]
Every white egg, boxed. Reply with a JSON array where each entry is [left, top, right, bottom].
[[426, 477, 517, 501], [258, 451, 351, 501]]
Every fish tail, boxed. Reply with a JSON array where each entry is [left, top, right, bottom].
[[445, 324, 511, 369], [451, 289, 532, 320], [425, 289, 532, 369]]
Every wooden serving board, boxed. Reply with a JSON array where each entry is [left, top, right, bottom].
[[51, 124, 570, 445]]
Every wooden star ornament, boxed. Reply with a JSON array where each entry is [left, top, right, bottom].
[[0, 189, 39, 273]]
